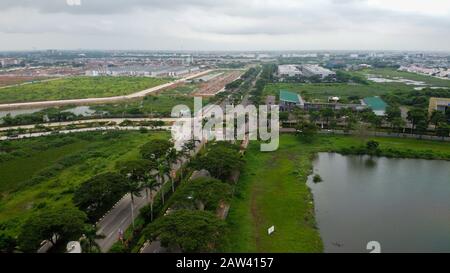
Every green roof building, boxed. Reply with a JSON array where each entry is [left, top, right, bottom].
[[280, 90, 300, 103], [279, 90, 304, 111], [363, 96, 387, 116]]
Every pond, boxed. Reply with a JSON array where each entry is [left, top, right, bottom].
[[0, 108, 43, 119], [62, 106, 97, 117], [307, 153, 450, 253]]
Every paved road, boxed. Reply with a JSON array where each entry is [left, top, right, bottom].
[[96, 191, 152, 252], [96, 138, 205, 253], [0, 70, 212, 111]]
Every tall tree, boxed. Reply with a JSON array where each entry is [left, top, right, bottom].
[[407, 108, 427, 134], [430, 110, 446, 127], [123, 179, 143, 230], [140, 139, 174, 160], [80, 225, 104, 253], [18, 207, 87, 252], [319, 108, 334, 127], [165, 148, 179, 193], [73, 172, 127, 221], [296, 121, 318, 143], [142, 174, 161, 222], [156, 159, 170, 205]]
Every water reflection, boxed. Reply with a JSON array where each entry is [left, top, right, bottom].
[[308, 153, 450, 253]]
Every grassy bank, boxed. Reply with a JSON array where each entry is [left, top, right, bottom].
[[0, 131, 169, 236], [0, 77, 170, 103], [220, 134, 450, 253]]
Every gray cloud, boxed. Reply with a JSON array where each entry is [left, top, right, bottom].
[[0, 0, 449, 51]]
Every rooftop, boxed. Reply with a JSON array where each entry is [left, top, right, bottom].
[[280, 90, 300, 104], [363, 96, 387, 111]]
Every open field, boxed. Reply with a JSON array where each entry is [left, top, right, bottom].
[[355, 68, 450, 88], [220, 134, 450, 252], [0, 76, 51, 88], [0, 131, 169, 236], [0, 77, 170, 104]]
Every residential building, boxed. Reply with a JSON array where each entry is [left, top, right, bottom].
[[428, 97, 450, 114]]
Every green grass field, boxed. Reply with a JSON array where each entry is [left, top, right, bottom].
[[356, 68, 450, 88], [91, 83, 206, 117], [220, 134, 450, 252], [0, 131, 169, 236], [0, 76, 170, 103]]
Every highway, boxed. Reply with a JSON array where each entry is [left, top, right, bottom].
[[0, 70, 212, 111]]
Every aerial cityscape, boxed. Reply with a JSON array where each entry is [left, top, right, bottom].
[[0, 0, 449, 265]]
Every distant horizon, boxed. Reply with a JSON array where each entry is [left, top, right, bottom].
[[1, 0, 449, 52], [2, 48, 450, 54]]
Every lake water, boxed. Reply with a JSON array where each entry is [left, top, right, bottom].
[[307, 153, 450, 253]]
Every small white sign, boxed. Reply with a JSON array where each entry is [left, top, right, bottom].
[[268, 226, 275, 235]]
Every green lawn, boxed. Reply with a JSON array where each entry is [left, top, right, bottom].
[[0, 131, 169, 236], [0, 77, 171, 103], [220, 134, 450, 253]]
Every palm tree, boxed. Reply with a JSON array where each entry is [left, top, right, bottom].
[[166, 148, 179, 193], [142, 174, 160, 222], [81, 225, 105, 253], [124, 178, 143, 229], [156, 159, 169, 205]]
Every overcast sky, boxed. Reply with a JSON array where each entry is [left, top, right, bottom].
[[1, 0, 450, 51]]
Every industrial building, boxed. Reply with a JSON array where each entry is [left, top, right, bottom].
[[300, 64, 336, 79], [278, 64, 336, 80], [428, 97, 450, 114], [85, 65, 199, 77], [278, 65, 303, 78]]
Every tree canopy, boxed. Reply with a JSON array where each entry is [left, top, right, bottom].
[[73, 172, 127, 221], [190, 142, 243, 181], [144, 210, 225, 252], [18, 206, 87, 252], [170, 177, 232, 212], [140, 139, 174, 160]]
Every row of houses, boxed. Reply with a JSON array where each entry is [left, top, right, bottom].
[[272, 90, 387, 116]]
